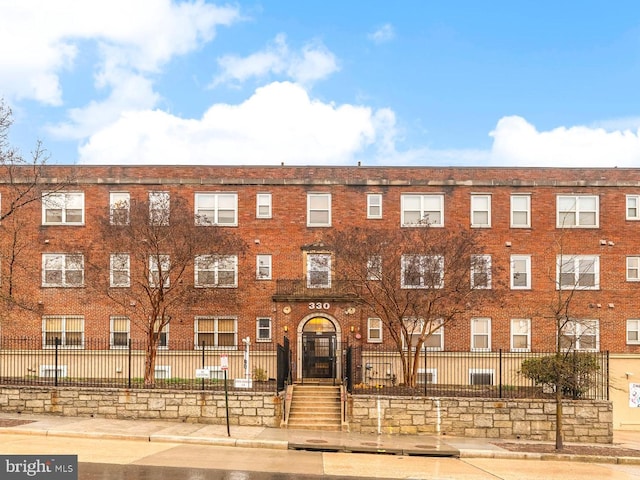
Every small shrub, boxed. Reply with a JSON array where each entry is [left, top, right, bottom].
[[520, 353, 600, 399]]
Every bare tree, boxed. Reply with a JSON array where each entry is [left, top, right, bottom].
[[325, 225, 501, 387], [89, 193, 245, 386]]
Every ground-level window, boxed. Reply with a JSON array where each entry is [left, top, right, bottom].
[[469, 369, 494, 386]]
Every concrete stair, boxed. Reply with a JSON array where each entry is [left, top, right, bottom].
[[285, 384, 343, 431]]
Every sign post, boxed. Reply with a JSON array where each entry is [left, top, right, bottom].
[[220, 354, 230, 437]]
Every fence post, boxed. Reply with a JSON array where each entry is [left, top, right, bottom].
[[128, 338, 132, 389], [54, 337, 60, 387], [606, 351, 610, 401], [423, 346, 427, 396], [499, 349, 503, 399], [201, 341, 206, 391]]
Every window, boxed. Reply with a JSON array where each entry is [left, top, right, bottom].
[[307, 253, 331, 288], [471, 255, 491, 289], [469, 369, 494, 386], [557, 195, 599, 228], [510, 319, 531, 352], [401, 255, 444, 289], [256, 193, 272, 219], [510, 255, 531, 289], [367, 318, 383, 343], [560, 320, 599, 351], [627, 256, 640, 281], [402, 318, 443, 351], [627, 320, 640, 345], [42, 192, 84, 225], [256, 318, 272, 342], [401, 194, 444, 227], [195, 255, 238, 287], [511, 194, 531, 228], [627, 195, 640, 220], [417, 368, 438, 385], [307, 193, 331, 227], [149, 191, 169, 226], [367, 194, 382, 219], [424, 319, 444, 351], [42, 254, 84, 287], [110, 253, 130, 287], [149, 255, 170, 288], [195, 193, 238, 226], [470, 194, 491, 227], [156, 322, 169, 349], [110, 192, 130, 225], [110, 316, 130, 349], [471, 318, 491, 352], [43, 315, 84, 348], [257, 255, 272, 280], [367, 255, 382, 280], [557, 255, 600, 290], [195, 316, 237, 348]]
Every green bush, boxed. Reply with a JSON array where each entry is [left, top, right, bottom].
[[520, 353, 600, 399]]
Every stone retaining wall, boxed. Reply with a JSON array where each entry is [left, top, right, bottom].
[[348, 396, 613, 443], [0, 387, 281, 427]]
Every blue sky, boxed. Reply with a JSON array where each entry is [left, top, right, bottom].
[[2, 0, 640, 167]]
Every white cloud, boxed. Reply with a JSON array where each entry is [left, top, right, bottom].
[[489, 116, 640, 167], [78, 82, 391, 165], [368, 24, 395, 44], [211, 34, 338, 87]]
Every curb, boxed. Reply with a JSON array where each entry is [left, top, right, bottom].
[[459, 449, 640, 465]]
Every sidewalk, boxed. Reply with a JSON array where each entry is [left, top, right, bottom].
[[0, 412, 639, 464]]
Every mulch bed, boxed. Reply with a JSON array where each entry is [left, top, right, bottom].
[[492, 442, 640, 458], [0, 419, 34, 428]]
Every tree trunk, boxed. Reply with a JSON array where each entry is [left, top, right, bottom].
[[144, 331, 158, 387]]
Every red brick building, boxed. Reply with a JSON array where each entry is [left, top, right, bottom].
[[1, 165, 640, 386]]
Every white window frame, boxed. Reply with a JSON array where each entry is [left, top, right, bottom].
[[42, 253, 84, 287], [154, 366, 171, 379], [195, 316, 237, 349], [43, 315, 84, 349], [557, 255, 600, 290], [627, 256, 640, 281], [417, 368, 438, 385], [556, 195, 599, 228], [367, 317, 383, 343], [110, 253, 130, 287], [510, 194, 531, 228], [510, 255, 531, 290], [471, 254, 492, 289], [156, 323, 169, 349], [195, 255, 238, 288], [149, 254, 170, 288], [401, 194, 444, 227], [367, 193, 383, 219], [627, 195, 640, 220], [257, 255, 272, 280], [149, 191, 170, 226], [470, 194, 491, 228], [401, 255, 444, 289], [42, 192, 84, 225], [307, 193, 331, 227], [401, 318, 443, 351], [471, 318, 491, 352], [510, 318, 531, 352], [367, 255, 382, 281], [469, 368, 495, 386], [307, 253, 331, 288], [560, 320, 600, 352], [256, 317, 272, 342], [110, 316, 130, 349], [109, 192, 130, 225], [256, 193, 272, 219], [627, 319, 640, 345], [194, 192, 238, 226]]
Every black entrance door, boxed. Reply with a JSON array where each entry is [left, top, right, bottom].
[[302, 332, 336, 379]]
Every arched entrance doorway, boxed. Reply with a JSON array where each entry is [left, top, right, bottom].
[[301, 317, 337, 380]]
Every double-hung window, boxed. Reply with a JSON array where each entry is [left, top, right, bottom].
[[307, 193, 331, 227], [195, 316, 237, 348], [557, 255, 599, 290], [511, 194, 531, 228], [110, 316, 130, 348], [149, 191, 169, 226], [195, 193, 238, 226], [195, 255, 238, 287], [307, 253, 331, 288], [471, 318, 491, 352], [43, 315, 84, 348], [256, 193, 272, 218], [42, 254, 84, 287], [110, 253, 130, 287], [510, 319, 531, 352], [149, 255, 170, 288], [110, 192, 130, 225], [42, 192, 84, 225], [256, 318, 272, 342], [367, 318, 383, 343], [401, 194, 444, 227], [471, 255, 491, 289], [627, 256, 640, 281], [256, 255, 272, 280], [401, 255, 444, 289], [560, 320, 599, 351], [627, 195, 640, 220], [402, 318, 443, 351], [470, 194, 491, 228], [510, 255, 531, 289], [367, 194, 382, 219], [367, 255, 382, 281], [627, 320, 640, 345], [557, 195, 599, 228]]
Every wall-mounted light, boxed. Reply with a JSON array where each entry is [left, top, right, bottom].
[[600, 239, 607, 246], [505, 241, 512, 247], [44, 239, 50, 244], [283, 325, 288, 333], [350, 325, 355, 333]]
